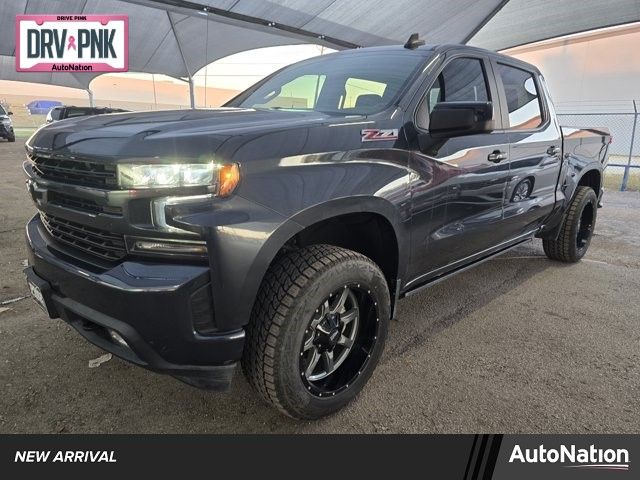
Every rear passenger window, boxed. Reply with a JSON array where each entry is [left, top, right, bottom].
[[497, 64, 543, 130], [427, 58, 489, 112]]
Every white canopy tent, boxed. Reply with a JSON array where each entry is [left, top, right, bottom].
[[2, 0, 639, 106]]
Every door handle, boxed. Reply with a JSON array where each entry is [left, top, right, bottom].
[[547, 146, 561, 156], [487, 150, 508, 163]]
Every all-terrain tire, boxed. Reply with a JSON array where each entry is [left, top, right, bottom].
[[543, 186, 598, 263], [242, 244, 390, 419]]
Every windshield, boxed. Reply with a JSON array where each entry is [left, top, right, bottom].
[[0, 105, 6, 116], [231, 52, 426, 115]]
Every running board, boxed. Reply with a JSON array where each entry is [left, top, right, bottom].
[[403, 235, 535, 297]]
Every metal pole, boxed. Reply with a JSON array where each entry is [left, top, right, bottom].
[[621, 100, 638, 191], [152, 74, 158, 110], [188, 76, 195, 109], [204, 12, 209, 108], [86, 89, 94, 107]]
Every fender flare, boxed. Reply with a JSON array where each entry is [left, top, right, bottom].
[[539, 163, 602, 240], [237, 196, 409, 325]]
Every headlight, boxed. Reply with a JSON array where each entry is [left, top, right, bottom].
[[117, 162, 240, 196], [1, 118, 10, 126]]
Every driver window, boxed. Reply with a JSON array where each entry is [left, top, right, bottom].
[[427, 57, 489, 112], [417, 57, 490, 129]]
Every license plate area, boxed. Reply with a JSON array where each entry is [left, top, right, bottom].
[[24, 267, 58, 318]]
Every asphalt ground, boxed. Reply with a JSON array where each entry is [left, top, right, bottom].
[[1, 138, 638, 433]]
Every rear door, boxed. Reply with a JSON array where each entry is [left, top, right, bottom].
[[492, 60, 562, 237]]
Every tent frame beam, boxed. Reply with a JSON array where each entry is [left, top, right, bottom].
[[138, 0, 360, 50], [167, 11, 196, 108]]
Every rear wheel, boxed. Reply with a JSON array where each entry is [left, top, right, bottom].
[[543, 186, 598, 262], [242, 244, 390, 419]]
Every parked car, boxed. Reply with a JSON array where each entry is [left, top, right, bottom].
[[23, 39, 610, 419], [26, 100, 62, 115], [45, 105, 129, 123], [0, 104, 15, 142]]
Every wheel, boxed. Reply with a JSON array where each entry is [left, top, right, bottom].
[[242, 244, 390, 419], [7, 135, 15, 142], [543, 186, 598, 263]]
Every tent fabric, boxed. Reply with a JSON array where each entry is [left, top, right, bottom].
[[468, 0, 640, 50], [1, 0, 639, 91]]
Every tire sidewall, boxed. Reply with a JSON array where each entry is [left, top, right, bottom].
[[275, 257, 390, 419], [570, 188, 598, 261]]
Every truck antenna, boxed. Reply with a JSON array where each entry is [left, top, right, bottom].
[[404, 33, 425, 50]]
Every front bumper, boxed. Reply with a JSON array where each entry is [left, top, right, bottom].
[[25, 214, 244, 390]]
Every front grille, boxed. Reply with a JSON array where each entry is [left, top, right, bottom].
[[32, 156, 118, 189], [40, 213, 126, 261], [48, 191, 123, 216]]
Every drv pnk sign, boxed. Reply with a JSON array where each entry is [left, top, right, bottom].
[[16, 15, 128, 72]]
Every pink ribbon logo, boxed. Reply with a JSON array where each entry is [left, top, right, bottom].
[[67, 35, 77, 50]]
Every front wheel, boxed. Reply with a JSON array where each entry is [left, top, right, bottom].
[[543, 186, 598, 262], [242, 244, 390, 419]]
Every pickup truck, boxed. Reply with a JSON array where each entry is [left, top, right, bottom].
[[23, 40, 610, 419]]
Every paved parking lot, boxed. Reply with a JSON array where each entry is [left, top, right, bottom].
[[1, 138, 638, 433]]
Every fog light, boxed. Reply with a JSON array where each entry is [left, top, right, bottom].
[[131, 239, 208, 256], [108, 329, 129, 348]]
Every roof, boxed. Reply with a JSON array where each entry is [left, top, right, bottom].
[[1, 0, 639, 91]]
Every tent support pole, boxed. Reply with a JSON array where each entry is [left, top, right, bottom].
[[86, 89, 94, 107], [188, 76, 195, 109]]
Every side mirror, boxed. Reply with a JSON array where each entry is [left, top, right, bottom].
[[428, 101, 493, 137], [7, 111, 13, 116]]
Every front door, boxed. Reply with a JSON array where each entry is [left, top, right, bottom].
[[406, 54, 511, 286]]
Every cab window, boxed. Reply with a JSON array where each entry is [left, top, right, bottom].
[[497, 63, 543, 130], [427, 57, 489, 112], [253, 74, 326, 109], [66, 108, 92, 119], [234, 53, 424, 115], [342, 78, 387, 109]]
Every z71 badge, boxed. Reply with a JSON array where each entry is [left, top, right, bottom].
[[361, 129, 399, 142]]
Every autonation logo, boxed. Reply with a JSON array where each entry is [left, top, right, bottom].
[[509, 444, 630, 471]]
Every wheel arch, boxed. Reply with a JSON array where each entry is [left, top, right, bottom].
[[240, 197, 408, 324], [576, 168, 602, 197]]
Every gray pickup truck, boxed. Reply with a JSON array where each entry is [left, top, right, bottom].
[[24, 39, 609, 419]]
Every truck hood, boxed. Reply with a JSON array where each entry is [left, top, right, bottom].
[[26, 108, 337, 160]]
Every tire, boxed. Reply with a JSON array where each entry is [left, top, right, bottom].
[[543, 186, 598, 263], [7, 134, 15, 143], [242, 244, 390, 419]]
